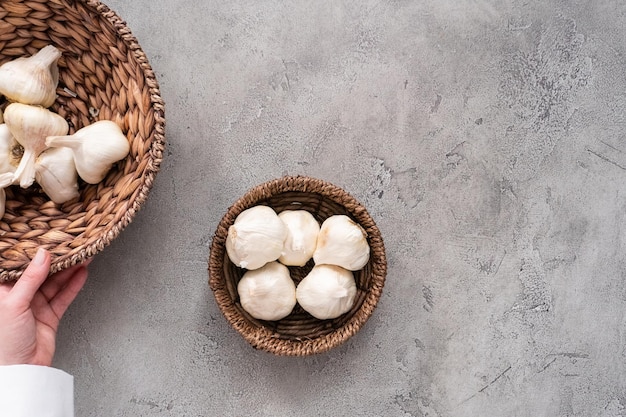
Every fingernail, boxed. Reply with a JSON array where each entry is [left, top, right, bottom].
[[33, 248, 47, 266]]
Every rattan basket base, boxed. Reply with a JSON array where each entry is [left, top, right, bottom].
[[209, 176, 386, 356], [0, 0, 165, 282]]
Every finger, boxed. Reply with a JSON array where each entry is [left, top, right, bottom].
[[49, 266, 88, 320], [30, 290, 59, 331], [0, 281, 14, 297], [10, 248, 51, 305], [40, 258, 93, 301]]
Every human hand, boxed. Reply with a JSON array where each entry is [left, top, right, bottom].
[[0, 248, 89, 366]]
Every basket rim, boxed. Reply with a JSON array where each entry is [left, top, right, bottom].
[[208, 175, 387, 356], [0, 0, 166, 282]]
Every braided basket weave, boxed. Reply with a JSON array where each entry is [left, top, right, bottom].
[[209, 176, 387, 356], [0, 0, 165, 282]]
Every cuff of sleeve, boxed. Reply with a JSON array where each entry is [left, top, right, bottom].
[[0, 364, 74, 417]]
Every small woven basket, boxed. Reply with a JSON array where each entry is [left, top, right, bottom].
[[0, 0, 165, 282], [209, 176, 387, 356]]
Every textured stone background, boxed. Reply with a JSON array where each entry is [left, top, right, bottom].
[[54, 1, 626, 416]]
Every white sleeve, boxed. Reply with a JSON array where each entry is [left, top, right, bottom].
[[0, 365, 74, 417]]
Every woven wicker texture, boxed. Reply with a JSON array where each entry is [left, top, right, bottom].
[[209, 176, 387, 356], [0, 0, 165, 282]]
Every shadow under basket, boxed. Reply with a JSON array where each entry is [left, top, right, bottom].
[[209, 176, 387, 356], [0, 0, 165, 282]]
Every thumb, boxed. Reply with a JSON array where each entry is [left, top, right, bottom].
[[10, 248, 51, 305]]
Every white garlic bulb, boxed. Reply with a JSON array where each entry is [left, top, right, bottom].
[[4, 103, 69, 188], [278, 210, 320, 266], [35, 146, 79, 204], [237, 261, 296, 321], [0, 124, 17, 175], [45, 120, 130, 184], [296, 264, 357, 320], [0, 45, 61, 107], [313, 215, 370, 271], [225, 205, 287, 270], [0, 172, 15, 219]]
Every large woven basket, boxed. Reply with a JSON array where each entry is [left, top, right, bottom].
[[209, 176, 387, 356], [0, 0, 165, 282]]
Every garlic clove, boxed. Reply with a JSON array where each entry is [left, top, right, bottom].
[[0, 172, 15, 219], [0, 124, 18, 175], [278, 210, 320, 266], [313, 215, 370, 271], [225, 205, 288, 270], [237, 261, 297, 321], [295, 264, 357, 320], [0, 45, 62, 107], [0, 172, 14, 188], [35, 146, 79, 204], [4, 103, 68, 188], [45, 120, 129, 184]]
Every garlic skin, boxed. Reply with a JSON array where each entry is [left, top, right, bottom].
[[4, 103, 69, 188], [296, 264, 357, 320], [0, 45, 61, 107], [45, 120, 130, 184], [225, 205, 287, 270], [0, 172, 15, 219], [313, 215, 370, 271], [237, 261, 296, 321], [35, 146, 79, 204], [0, 124, 17, 175], [278, 210, 320, 266]]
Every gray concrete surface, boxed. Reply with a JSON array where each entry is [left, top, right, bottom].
[[53, 0, 626, 416]]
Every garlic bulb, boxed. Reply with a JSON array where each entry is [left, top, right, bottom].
[[0, 172, 15, 219], [237, 261, 296, 321], [313, 215, 370, 271], [4, 103, 68, 188], [278, 210, 320, 266], [296, 264, 357, 320], [0, 124, 17, 175], [45, 120, 130, 184], [0, 45, 61, 107], [35, 146, 79, 204], [225, 205, 287, 270]]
